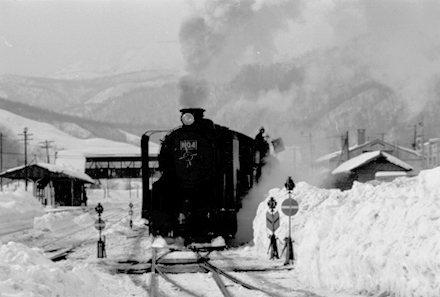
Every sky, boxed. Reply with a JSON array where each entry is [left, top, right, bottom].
[[2, 0, 440, 115], [0, 0, 190, 77], [2, 166, 440, 296], [2, 0, 440, 180]]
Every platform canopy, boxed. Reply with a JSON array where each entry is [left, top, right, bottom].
[[0, 162, 95, 184]]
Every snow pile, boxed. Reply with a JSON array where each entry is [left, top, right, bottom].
[[0, 241, 100, 296], [33, 211, 96, 231], [0, 189, 45, 234], [34, 211, 76, 231], [253, 167, 440, 296], [211, 236, 226, 247], [73, 212, 95, 227], [152, 236, 168, 248]]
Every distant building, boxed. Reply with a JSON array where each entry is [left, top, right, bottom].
[[316, 129, 422, 176], [425, 138, 440, 169], [0, 163, 95, 206], [331, 151, 413, 190]]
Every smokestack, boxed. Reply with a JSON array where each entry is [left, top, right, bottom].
[[180, 108, 205, 120], [358, 129, 366, 145]]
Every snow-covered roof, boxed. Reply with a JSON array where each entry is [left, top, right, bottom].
[[315, 150, 341, 162], [332, 150, 413, 175], [0, 162, 95, 184], [36, 163, 95, 183], [316, 139, 420, 163]]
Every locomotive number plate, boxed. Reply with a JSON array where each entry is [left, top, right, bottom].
[[180, 140, 197, 150]]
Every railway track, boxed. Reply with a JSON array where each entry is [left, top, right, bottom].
[[36, 211, 296, 296], [44, 211, 129, 261], [109, 245, 282, 297], [150, 247, 275, 296]]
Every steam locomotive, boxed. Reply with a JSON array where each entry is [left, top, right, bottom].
[[141, 108, 258, 243]]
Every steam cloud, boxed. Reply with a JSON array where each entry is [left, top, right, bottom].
[[175, 0, 440, 241], [178, 76, 209, 108], [178, 0, 303, 108], [177, 0, 440, 183]]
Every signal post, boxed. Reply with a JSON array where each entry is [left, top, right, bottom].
[[281, 177, 299, 265], [266, 197, 280, 259], [95, 203, 106, 258]]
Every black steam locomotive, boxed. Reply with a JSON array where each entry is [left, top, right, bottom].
[[141, 108, 257, 243]]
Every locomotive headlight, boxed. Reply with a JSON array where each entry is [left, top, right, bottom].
[[181, 113, 195, 125]]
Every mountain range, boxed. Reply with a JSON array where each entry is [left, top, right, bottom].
[[1, 36, 439, 175]]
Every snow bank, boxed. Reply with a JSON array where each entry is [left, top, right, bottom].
[[0, 241, 100, 296], [34, 211, 95, 231], [0, 189, 45, 234], [34, 212, 76, 231], [73, 212, 95, 227], [253, 167, 440, 296]]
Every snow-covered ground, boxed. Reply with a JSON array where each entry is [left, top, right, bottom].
[[2, 167, 440, 296]]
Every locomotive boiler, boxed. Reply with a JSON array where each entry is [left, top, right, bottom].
[[141, 108, 256, 243]]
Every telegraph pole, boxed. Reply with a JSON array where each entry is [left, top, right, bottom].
[[412, 124, 417, 150], [19, 127, 32, 191], [421, 120, 425, 169], [0, 133, 3, 191], [39, 140, 54, 163], [301, 132, 315, 170]]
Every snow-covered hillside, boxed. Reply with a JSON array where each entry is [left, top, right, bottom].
[[0, 109, 139, 150], [0, 109, 157, 170]]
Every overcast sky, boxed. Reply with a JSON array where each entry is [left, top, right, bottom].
[[2, 0, 440, 85], [0, 0, 190, 77], [0, 0, 337, 78]]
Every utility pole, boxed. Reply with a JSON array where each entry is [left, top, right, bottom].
[[39, 140, 54, 163], [412, 124, 417, 150], [301, 132, 314, 170], [420, 120, 425, 169], [0, 133, 3, 191], [18, 127, 32, 191]]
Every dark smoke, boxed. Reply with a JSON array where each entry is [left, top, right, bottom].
[[178, 75, 209, 108], [179, 16, 224, 75], [177, 0, 304, 108]]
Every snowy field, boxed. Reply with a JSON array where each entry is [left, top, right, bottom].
[[1, 167, 440, 296]]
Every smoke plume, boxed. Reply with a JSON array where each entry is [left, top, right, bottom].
[[178, 0, 303, 107], [178, 76, 209, 108], [177, 0, 440, 184]]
